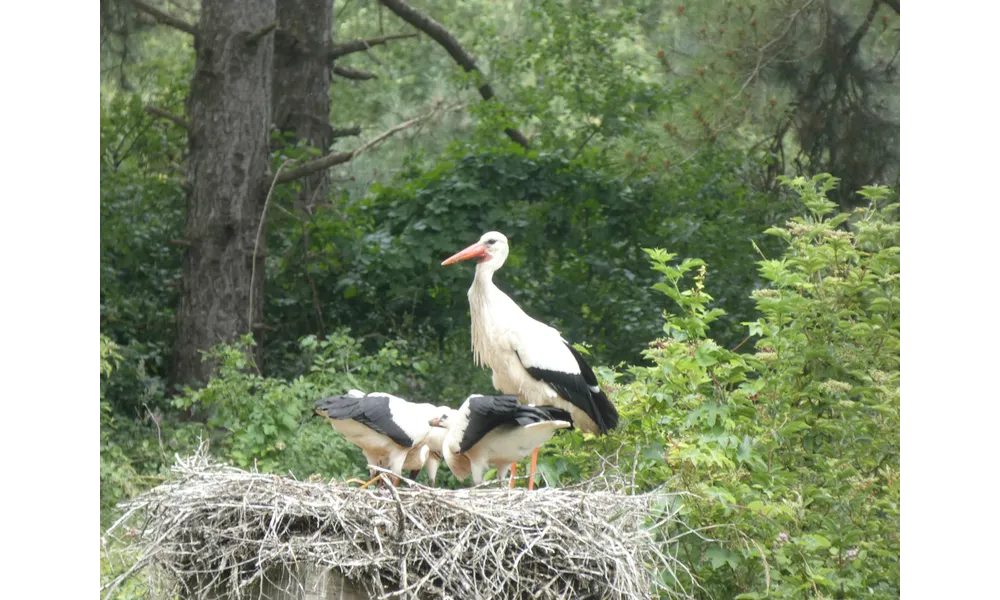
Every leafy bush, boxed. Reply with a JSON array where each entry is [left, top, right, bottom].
[[550, 175, 899, 598], [173, 330, 428, 479]]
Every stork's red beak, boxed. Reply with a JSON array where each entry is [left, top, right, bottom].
[[441, 242, 487, 266]]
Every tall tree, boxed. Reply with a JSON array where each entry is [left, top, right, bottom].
[[272, 0, 335, 214], [104, 0, 534, 387], [174, 0, 277, 384]]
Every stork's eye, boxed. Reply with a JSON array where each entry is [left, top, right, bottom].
[[486, 239, 497, 245]]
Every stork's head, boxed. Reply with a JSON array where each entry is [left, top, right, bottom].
[[441, 231, 509, 271], [428, 407, 459, 429]]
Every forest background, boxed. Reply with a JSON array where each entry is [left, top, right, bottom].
[[95, 0, 903, 597]]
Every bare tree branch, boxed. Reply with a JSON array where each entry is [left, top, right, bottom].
[[378, 0, 530, 149], [332, 65, 377, 80], [144, 105, 189, 130], [276, 152, 354, 184], [328, 33, 418, 60], [276, 102, 458, 185], [129, 0, 197, 36], [245, 21, 278, 45], [331, 126, 362, 138]]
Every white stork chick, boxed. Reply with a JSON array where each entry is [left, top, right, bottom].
[[441, 232, 619, 488], [314, 390, 448, 486], [400, 425, 448, 485], [420, 425, 447, 486], [429, 394, 573, 486]]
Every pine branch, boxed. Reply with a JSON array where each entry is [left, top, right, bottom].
[[377, 0, 530, 149], [129, 0, 197, 37], [327, 33, 418, 60]]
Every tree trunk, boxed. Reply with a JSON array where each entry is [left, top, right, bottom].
[[272, 0, 334, 214], [174, 0, 276, 386]]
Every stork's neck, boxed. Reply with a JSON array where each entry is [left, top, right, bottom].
[[469, 264, 502, 368], [473, 261, 498, 288]]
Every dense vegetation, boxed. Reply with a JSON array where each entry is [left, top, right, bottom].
[[101, 0, 899, 597]]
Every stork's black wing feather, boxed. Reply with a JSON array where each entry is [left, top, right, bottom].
[[520, 342, 619, 434], [314, 394, 414, 447], [458, 395, 574, 453]]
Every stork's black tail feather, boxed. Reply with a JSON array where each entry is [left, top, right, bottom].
[[591, 389, 619, 433], [525, 405, 575, 428]]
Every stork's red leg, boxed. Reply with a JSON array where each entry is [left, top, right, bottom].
[[528, 448, 539, 491], [509, 463, 517, 489]]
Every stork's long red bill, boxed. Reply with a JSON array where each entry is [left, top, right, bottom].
[[441, 242, 488, 265]]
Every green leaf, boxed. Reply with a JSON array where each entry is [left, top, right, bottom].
[[704, 546, 740, 570], [799, 534, 832, 551], [694, 341, 719, 367]]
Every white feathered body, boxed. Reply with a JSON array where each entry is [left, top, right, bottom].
[[469, 277, 601, 433], [320, 391, 448, 480], [440, 399, 571, 485]]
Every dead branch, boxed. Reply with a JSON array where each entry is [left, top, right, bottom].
[[144, 105, 189, 130], [332, 65, 377, 80], [378, 0, 531, 149], [128, 0, 197, 37], [276, 102, 458, 185], [276, 152, 354, 184], [328, 33, 418, 60], [331, 126, 362, 138], [245, 21, 278, 45], [248, 159, 293, 334]]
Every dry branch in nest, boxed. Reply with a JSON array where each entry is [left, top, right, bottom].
[[102, 449, 698, 599]]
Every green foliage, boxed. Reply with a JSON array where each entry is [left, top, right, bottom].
[[99, 2, 898, 594], [173, 330, 420, 479], [100, 59, 188, 415], [302, 145, 791, 377], [555, 176, 899, 598]]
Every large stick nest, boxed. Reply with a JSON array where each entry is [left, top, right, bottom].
[[102, 450, 696, 599]]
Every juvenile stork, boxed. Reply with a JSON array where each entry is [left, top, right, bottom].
[[314, 390, 448, 487], [442, 231, 619, 489], [417, 425, 447, 486], [429, 394, 573, 486]]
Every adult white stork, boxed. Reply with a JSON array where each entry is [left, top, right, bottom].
[[442, 231, 619, 489], [428, 394, 573, 486], [314, 390, 448, 487]]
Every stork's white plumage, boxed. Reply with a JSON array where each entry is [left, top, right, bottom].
[[429, 394, 573, 486], [420, 425, 447, 486], [314, 390, 449, 486], [442, 232, 619, 488]]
